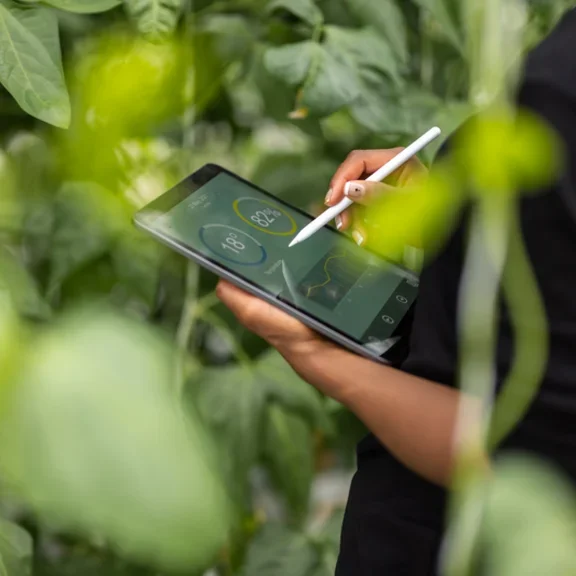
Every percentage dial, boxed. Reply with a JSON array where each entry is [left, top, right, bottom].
[[199, 224, 267, 266], [233, 197, 297, 236]]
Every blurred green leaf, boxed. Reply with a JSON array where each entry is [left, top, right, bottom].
[[455, 109, 560, 196], [251, 153, 337, 210], [319, 509, 345, 550], [123, 0, 182, 40], [0, 246, 51, 319], [324, 25, 401, 85], [239, 523, 318, 576], [413, 0, 464, 52], [484, 456, 576, 576], [300, 44, 361, 116], [0, 296, 20, 403], [426, 100, 472, 160], [39, 0, 121, 13], [344, 0, 408, 64], [311, 509, 345, 576], [195, 363, 267, 503], [112, 230, 163, 311], [0, 1, 70, 128], [48, 182, 123, 298], [267, 0, 323, 27], [0, 307, 231, 571], [349, 70, 410, 135], [251, 45, 301, 120], [264, 41, 316, 86], [368, 162, 464, 258], [0, 519, 33, 576], [263, 405, 314, 524], [201, 14, 254, 61], [265, 41, 361, 116], [258, 350, 329, 431]]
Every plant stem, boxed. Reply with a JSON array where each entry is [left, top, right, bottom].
[[443, 196, 512, 576], [488, 206, 548, 449], [175, 262, 200, 397]]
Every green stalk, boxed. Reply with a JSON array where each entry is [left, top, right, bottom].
[[443, 196, 512, 576], [488, 207, 548, 449], [175, 261, 200, 397]]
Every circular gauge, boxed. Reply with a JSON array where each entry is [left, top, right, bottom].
[[233, 197, 297, 236], [199, 224, 267, 266]]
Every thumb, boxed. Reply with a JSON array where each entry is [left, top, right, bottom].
[[344, 180, 395, 205]]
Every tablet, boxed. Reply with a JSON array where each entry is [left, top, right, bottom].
[[134, 164, 419, 364]]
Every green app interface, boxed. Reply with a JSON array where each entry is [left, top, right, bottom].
[[154, 172, 418, 351]]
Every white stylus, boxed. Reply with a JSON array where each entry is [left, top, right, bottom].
[[288, 126, 442, 248]]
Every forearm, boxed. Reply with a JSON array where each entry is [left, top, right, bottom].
[[295, 348, 477, 487]]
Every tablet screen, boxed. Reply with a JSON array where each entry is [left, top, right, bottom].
[[146, 169, 418, 352]]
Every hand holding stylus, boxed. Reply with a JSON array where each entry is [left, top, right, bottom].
[[289, 127, 441, 247]]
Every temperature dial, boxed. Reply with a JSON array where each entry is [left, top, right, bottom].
[[199, 224, 267, 266]]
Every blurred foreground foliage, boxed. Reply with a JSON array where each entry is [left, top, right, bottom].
[[1, 0, 576, 575]]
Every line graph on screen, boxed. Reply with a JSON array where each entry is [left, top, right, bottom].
[[299, 248, 367, 310]]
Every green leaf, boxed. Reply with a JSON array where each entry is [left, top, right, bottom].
[[311, 509, 345, 576], [201, 14, 253, 61], [240, 523, 318, 576], [112, 229, 163, 311], [264, 41, 361, 116], [349, 70, 411, 135], [195, 363, 267, 503], [264, 41, 316, 86], [252, 152, 338, 209], [368, 161, 464, 258], [0, 307, 231, 571], [0, 1, 70, 128], [483, 456, 576, 576], [263, 405, 314, 524], [13, 3, 61, 68], [48, 182, 123, 298], [344, 0, 408, 64], [40, 0, 121, 13], [258, 350, 329, 431], [123, 0, 182, 40], [0, 246, 51, 319], [324, 25, 401, 85], [413, 0, 463, 52], [0, 519, 33, 576], [427, 100, 473, 160], [267, 0, 323, 26], [300, 43, 362, 116]]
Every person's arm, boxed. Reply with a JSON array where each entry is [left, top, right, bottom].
[[217, 281, 480, 488], [285, 342, 474, 487]]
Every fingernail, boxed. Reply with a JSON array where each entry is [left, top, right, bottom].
[[352, 230, 365, 246], [336, 215, 343, 230], [344, 182, 365, 199], [325, 188, 334, 205]]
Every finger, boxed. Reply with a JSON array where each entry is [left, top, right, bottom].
[[351, 222, 368, 248], [335, 210, 352, 232], [216, 280, 258, 319], [216, 281, 307, 336], [327, 148, 405, 206], [344, 180, 396, 205]]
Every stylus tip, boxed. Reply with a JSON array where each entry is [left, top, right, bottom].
[[288, 238, 299, 248]]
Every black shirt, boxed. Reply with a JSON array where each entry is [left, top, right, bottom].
[[336, 9, 576, 575]]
